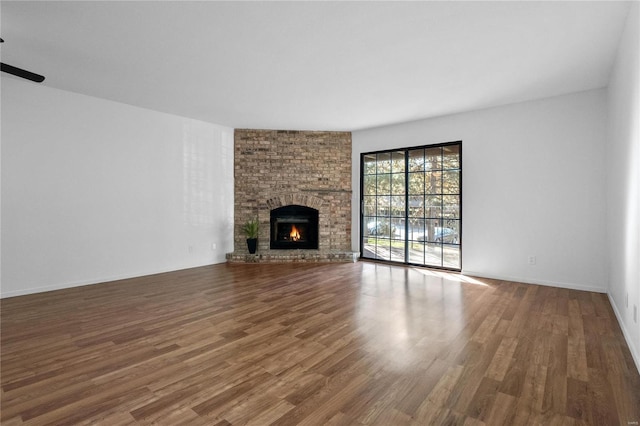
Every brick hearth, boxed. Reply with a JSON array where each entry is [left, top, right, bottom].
[[227, 129, 357, 263]]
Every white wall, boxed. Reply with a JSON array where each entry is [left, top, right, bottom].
[[353, 89, 608, 292], [1, 77, 234, 298], [606, 3, 639, 371]]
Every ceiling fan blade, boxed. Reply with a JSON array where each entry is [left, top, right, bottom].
[[1, 62, 45, 83]]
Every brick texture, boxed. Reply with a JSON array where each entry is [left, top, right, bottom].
[[232, 129, 352, 258]]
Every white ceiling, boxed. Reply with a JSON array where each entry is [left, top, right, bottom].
[[0, 1, 631, 131]]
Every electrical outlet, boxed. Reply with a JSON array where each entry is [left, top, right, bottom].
[[528, 255, 536, 265], [626, 292, 629, 308], [188, 245, 193, 254], [634, 305, 637, 323], [211, 243, 217, 250]]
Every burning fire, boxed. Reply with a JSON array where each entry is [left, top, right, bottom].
[[290, 225, 301, 242]]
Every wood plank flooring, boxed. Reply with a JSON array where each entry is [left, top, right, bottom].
[[1, 262, 639, 425]]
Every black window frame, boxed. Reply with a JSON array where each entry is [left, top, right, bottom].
[[360, 141, 462, 272]]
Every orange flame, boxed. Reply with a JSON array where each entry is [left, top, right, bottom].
[[290, 225, 301, 241]]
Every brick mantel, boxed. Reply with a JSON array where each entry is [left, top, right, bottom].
[[228, 129, 356, 263]]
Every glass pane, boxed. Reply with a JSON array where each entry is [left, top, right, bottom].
[[390, 196, 405, 217], [408, 196, 424, 217], [443, 245, 461, 269], [435, 222, 459, 244], [362, 242, 376, 258], [408, 172, 425, 194], [376, 239, 391, 261], [376, 195, 390, 216], [442, 219, 460, 244], [363, 154, 377, 174], [376, 174, 391, 195], [391, 173, 406, 195], [425, 209, 443, 220], [443, 145, 460, 170], [408, 149, 425, 172], [424, 243, 443, 267], [392, 151, 405, 173], [372, 218, 392, 238], [443, 195, 460, 219], [425, 171, 442, 194], [409, 241, 425, 264], [443, 170, 460, 194], [363, 197, 376, 216], [424, 196, 442, 218], [390, 239, 405, 262], [363, 216, 376, 237], [391, 218, 404, 239], [363, 175, 376, 196], [408, 218, 425, 241], [444, 218, 460, 232], [425, 147, 442, 171], [425, 219, 442, 243], [443, 207, 459, 219], [377, 152, 391, 174]]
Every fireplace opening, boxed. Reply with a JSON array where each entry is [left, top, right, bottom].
[[270, 205, 319, 250]]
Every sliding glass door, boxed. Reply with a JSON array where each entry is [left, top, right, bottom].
[[361, 142, 461, 270], [362, 151, 406, 263]]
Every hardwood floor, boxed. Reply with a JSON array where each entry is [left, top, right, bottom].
[[1, 262, 638, 425]]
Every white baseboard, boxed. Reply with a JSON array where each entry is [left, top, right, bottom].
[[607, 293, 640, 375], [461, 270, 607, 293], [0, 260, 224, 299]]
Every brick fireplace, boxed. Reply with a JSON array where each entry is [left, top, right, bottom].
[[227, 129, 358, 263]]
